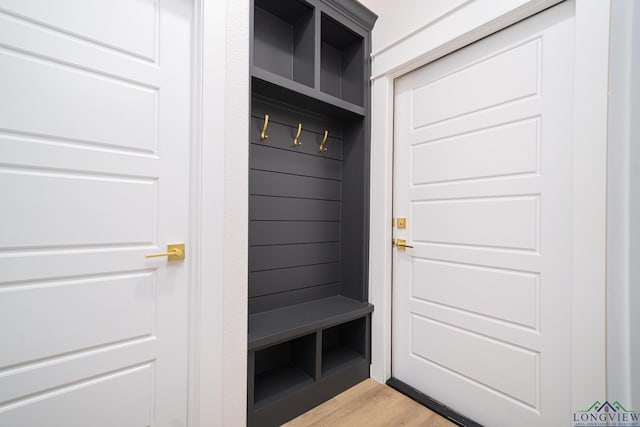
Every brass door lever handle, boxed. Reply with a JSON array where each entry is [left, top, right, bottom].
[[393, 239, 413, 249], [145, 244, 185, 260]]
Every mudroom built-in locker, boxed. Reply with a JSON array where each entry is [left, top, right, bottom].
[[247, 0, 377, 425]]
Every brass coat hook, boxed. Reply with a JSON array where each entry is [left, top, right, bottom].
[[293, 123, 303, 147], [260, 114, 269, 141], [319, 130, 329, 153]]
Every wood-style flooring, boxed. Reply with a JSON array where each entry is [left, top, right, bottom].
[[283, 379, 459, 427]]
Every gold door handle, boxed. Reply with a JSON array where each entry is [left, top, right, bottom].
[[145, 244, 185, 260], [393, 239, 413, 249]]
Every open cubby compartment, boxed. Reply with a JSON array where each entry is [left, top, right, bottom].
[[320, 13, 365, 106], [253, 333, 317, 409], [253, 0, 315, 87], [248, 314, 371, 427], [322, 317, 366, 375]]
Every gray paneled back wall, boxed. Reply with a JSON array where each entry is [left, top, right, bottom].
[[249, 97, 345, 314]]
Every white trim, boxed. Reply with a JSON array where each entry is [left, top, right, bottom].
[[368, 0, 609, 411], [607, 0, 640, 408], [369, 0, 475, 59], [369, 76, 395, 382], [220, 0, 250, 423], [190, 0, 249, 425], [606, 0, 633, 405], [370, 0, 560, 79], [188, 1, 208, 424], [570, 0, 610, 409]]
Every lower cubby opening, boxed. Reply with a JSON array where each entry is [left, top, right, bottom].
[[253, 333, 316, 409], [321, 317, 366, 376], [248, 314, 371, 427]]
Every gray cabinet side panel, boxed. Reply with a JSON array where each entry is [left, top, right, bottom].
[[293, 13, 315, 87], [340, 120, 365, 300], [320, 42, 342, 99], [341, 41, 364, 106]]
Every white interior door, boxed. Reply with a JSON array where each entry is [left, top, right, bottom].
[[392, 2, 575, 426], [0, 1, 192, 425]]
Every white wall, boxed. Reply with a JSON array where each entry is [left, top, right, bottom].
[[608, 0, 640, 410], [196, 0, 249, 425], [358, 0, 558, 74], [356, 0, 468, 53]]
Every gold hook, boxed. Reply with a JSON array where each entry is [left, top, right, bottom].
[[319, 130, 329, 153], [293, 123, 302, 147], [260, 114, 269, 141]]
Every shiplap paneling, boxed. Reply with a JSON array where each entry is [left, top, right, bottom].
[[250, 263, 340, 297], [250, 169, 341, 200], [250, 221, 340, 246], [250, 144, 342, 180], [249, 100, 344, 314], [249, 283, 340, 314]]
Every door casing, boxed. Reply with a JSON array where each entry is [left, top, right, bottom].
[[191, 1, 249, 426], [368, 0, 610, 413]]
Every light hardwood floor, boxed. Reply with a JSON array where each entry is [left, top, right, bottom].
[[283, 379, 459, 427]]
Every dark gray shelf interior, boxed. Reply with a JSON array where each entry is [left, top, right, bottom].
[[253, 333, 316, 408], [320, 13, 364, 106], [254, 0, 314, 87], [322, 348, 364, 376], [322, 317, 366, 375]]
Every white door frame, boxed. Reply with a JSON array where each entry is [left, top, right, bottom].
[[368, 0, 610, 414], [190, 0, 249, 426]]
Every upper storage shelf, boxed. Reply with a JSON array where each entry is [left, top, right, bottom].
[[251, 0, 373, 116], [320, 13, 364, 106], [253, 0, 314, 88]]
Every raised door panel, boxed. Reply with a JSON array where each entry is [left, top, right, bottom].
[[0, 0, 157, 61]]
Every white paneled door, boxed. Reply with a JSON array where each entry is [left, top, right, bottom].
[[0, 1, 192, 426], [392, 2, 575, 426]]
